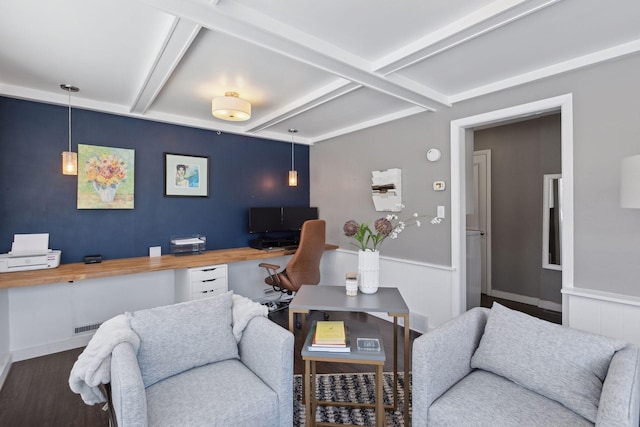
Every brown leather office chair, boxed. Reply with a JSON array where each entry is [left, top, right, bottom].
[[259, 219, 325, 315]]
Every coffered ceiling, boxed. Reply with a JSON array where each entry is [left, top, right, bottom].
[[1, 0, 639, 145]]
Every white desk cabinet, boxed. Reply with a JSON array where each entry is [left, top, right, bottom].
[[175, 264, 228, 302]]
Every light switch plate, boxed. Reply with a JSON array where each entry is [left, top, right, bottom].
[[437, 205, 445, 218]]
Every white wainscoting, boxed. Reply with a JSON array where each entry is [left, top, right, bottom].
[[8, 270, 175, 361], [2, 249, 457, 364], [563, 287, 640, 345], [321, 250, 455, 334]]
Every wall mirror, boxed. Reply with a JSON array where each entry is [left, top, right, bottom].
[[542, 174, 562, 270]]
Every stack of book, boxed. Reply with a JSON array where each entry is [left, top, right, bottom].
[[308, 320, 350, 352]]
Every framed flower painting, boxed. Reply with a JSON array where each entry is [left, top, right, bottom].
[[77, 144, 135, 209], [164, 153, 209, 197]]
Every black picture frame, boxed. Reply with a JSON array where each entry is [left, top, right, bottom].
[[164, 152, 209, 197]]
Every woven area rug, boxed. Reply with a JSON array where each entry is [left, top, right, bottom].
[[293, 372, 411, 426]]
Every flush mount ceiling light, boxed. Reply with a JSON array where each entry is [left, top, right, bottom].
[[211, 91, 251, 121], [61, 84, 79, 175], [288, 129, 298, 187]]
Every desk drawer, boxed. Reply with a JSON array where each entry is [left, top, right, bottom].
[[175, 264, 228, 303], [191, 266, 226, 282], [191, 282, 227, 300], [191, 277, 227, 295]]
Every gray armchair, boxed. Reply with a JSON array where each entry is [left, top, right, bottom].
[[412, 303, 640, 426], [109, 293, 294, 427]]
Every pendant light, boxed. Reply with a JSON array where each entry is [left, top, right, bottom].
[[211, 92, 251, 121], [288, 129, 298, 186], [61, 84, 79, 175]]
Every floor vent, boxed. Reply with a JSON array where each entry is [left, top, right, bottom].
[[74, 323, 102, 335]]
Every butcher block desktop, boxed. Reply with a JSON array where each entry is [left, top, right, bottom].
[[0, 245, 338, 289]]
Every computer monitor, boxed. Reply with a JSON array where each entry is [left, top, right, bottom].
[[248, 207, 283, 234], [248, 206, 318, 234], [282, 207, 318, 231]]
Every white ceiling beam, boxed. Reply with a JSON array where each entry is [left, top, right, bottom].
[[246, 80, 361, 134], [373, 0, 562, 76], [449, 38, 640, 103], [130, 17, 201, 114], [309, 106, 427, 144], [134, 0, 448, 110]]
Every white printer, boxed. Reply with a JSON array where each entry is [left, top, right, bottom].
[[0, 233, 61, 273]]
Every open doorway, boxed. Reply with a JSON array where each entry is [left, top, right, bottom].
[[449, 94, 574, 325], [472, 114, 563, 315]]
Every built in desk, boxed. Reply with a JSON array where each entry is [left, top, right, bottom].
[[0, 245, 339, 289]]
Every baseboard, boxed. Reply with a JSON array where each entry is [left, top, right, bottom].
[[488, 289, 562, 313], [11, 333, 93, 362], [0, 353, 12, 392], [538, 299, 562, 312]]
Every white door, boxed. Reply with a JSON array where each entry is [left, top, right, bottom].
[[467, 150, 491, 295]]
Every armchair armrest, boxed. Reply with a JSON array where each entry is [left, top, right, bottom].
[[596, 345, 640, 427], [412, 307, 489, 425], [111, 342, 147, 427], [238, 316, 294, 427]]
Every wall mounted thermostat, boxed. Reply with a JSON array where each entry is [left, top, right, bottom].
[[433, 180, 446, 191], [426, 148, 441, 162]]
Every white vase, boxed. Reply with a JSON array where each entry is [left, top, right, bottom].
[[358, 249, 380, 294], [93, 181, 120, 203]]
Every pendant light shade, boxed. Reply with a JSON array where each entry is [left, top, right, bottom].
[[62, 151, 78, 175], [288, 170, 298, 186], [211, 92, 251, 121], [61, 84, 79, 175], [288, 129, 298, 187]]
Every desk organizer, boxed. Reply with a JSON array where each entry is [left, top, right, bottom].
[[170, 235, 206, 256]]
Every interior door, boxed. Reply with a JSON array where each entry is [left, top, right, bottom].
[[467, 150, 491, 295]]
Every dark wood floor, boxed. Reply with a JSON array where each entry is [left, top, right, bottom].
[[480, 293, 562, 324], [0, 297, 558, 426]]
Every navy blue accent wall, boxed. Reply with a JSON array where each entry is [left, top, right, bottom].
[[0, 96, 310, 263]]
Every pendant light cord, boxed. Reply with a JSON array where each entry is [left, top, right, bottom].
[[68, 88, 72, 152], [289, 128, 296, 170], [291, 137, 294, 170]]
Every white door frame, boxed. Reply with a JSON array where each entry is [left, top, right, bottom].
[[450, 94, 574, 324]]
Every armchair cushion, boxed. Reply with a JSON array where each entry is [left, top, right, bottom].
[[428, 370, 593, 427], [470, 302, 625, 423], [145, 359, 278, 427], [128, 291, 238, 387]]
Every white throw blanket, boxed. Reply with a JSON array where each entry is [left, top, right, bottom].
[[69, 293, 268, 405], [68, 314, 140, 405], [231, 293, 269, 342]]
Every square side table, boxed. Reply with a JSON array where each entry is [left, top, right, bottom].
[[289, 285, 410, 426], [302, 321, 386, 427]]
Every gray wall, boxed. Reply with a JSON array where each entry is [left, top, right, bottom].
[[311, 52, 640, 298], [474, 115, 562, 303]]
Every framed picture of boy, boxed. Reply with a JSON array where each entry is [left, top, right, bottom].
[[164, 153, 209, 197]]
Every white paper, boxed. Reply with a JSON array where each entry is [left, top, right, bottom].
[[172, 237, 204, 245], [11, 233, 49, 253]]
